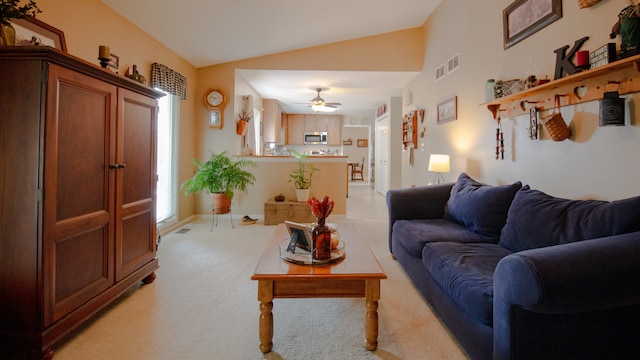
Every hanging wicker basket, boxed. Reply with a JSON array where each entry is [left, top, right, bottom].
[[543, 96, 572, 141], [236, 119, 248, 136], [578, 0, 601, 9]]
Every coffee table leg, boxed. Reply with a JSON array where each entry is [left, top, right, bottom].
[[258, 280, 274, 353], [365, 279, 380, 351]]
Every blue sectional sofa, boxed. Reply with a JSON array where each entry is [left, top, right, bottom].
[[387, 173, 640, 360]]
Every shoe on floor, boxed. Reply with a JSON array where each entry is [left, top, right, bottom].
[[241, 215, 258, 224]]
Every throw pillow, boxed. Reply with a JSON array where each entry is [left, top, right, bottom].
[[499, 188, 640, 252], [444, 173, 522, 240]]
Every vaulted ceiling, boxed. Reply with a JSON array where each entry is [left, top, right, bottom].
[[101, 0, 442, 116]]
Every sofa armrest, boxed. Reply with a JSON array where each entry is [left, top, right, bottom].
[[386, 183, 453, 253], [493, 231, 640, 358]]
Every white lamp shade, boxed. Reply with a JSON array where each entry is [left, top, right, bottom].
[[428, 154, 450, 173]]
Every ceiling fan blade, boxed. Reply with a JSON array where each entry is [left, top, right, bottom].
[[324, 102, 341, 106]]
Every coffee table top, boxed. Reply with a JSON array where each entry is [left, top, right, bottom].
[[252, 223, 387, 281]]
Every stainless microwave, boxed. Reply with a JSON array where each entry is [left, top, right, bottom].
[[304, 132, 327, 145]]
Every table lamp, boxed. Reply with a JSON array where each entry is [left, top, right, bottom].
[[428, 154, 450, 184]]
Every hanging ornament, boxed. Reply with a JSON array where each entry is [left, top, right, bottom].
[[529, 107, 539, 140], [495, 115, 504, 160]]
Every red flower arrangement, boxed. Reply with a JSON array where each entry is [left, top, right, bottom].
[[307, 196, 334, 220]]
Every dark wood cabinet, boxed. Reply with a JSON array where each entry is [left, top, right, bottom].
[[0, 48, 162, 359]]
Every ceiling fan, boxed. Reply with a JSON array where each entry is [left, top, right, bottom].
[[308, 88, 341, 112]]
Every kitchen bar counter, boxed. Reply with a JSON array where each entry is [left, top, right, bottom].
[[227, 155, 348, 217], [247, 155, 348, 159]]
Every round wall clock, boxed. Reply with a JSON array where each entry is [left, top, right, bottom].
[[404, 89, 413, 106], [204, 88, 225, 109]]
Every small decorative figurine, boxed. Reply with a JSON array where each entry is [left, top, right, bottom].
[[610, 1, 640, 57]]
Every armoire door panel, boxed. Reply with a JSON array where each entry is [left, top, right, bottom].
[[115, 89, 157, 281], [55, 83, 110, 221], [43, 64, 117, 325], [120, 94, 155, 204], [118, 209, 155, 278], [52, 226, 112, 323]]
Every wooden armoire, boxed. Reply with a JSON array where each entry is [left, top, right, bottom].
[[0, 47, 163, 359]]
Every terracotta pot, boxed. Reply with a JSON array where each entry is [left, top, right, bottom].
[[236, 120, 248, 136], [210, 193, 231, 214]]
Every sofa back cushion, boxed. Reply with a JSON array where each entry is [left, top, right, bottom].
[[444, 173, 522, 241], [499, 187, 640, 252]]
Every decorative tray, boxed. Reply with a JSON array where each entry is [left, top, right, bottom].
[[279, 239, 345, 265]]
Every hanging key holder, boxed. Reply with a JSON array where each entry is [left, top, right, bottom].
[[599, 81, 625, 126]]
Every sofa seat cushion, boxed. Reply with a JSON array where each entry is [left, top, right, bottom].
[[392, 219, 493, 258], [499, 187, 640, 252], [444, 173, 522, 241], [422, 242, 512, 325]]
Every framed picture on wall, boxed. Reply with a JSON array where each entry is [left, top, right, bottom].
[[437, 96, 458, 124], [503, 0, 562, 49], [209, 110, 223, 128], [357, 139, 368, 147]]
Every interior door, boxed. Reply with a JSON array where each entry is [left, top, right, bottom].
[[115, 88, 158, 281], [43, 64, 117, 325], [375, 115, 389, 195]]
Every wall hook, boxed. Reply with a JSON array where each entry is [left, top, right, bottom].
[[604, 81, 621, 92]]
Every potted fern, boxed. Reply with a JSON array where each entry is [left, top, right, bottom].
[[288, 149, 319, 202], [181, 151, 256, 214]]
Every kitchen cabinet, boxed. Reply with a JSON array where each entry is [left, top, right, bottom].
[[263, 98, 285, 143], [304, 114, 328, 132], [0, 47, 162, 359], [286, 114, 342, 145], [326, 115, 343, 146], [287, 114, 305, 145]]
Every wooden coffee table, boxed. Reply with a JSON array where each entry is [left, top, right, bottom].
[[251, 223, 387, 353]]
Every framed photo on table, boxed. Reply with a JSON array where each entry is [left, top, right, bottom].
[[11, 17, 67, 52], [285, 221, 313, 252]]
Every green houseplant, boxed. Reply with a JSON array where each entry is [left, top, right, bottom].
[[0, 0, 42, 46], [288, 149, 319, 202], [181, 151, 256, 214]]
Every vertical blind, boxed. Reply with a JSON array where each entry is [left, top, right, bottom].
[[150, 63, 188, 100]]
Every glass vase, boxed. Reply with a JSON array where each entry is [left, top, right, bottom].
[[0, 20, 16, 46], [312, 218, 331, 261]]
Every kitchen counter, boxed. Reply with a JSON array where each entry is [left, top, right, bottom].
[[228, 155, 348, 216], [247, 155, 348, 159]]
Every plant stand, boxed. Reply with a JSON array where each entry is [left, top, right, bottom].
[[211, 209, 234, 230]]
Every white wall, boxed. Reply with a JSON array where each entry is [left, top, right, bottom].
[[401, 0, 639, 200]]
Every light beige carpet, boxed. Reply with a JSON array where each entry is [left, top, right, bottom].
[[54, 186, 468, 359]]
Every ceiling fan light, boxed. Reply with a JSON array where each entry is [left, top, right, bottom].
[[312, 104, 337, 112]]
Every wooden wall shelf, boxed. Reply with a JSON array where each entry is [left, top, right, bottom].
[[484, 54, 640, 119], [402, 110, 418, 149]]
